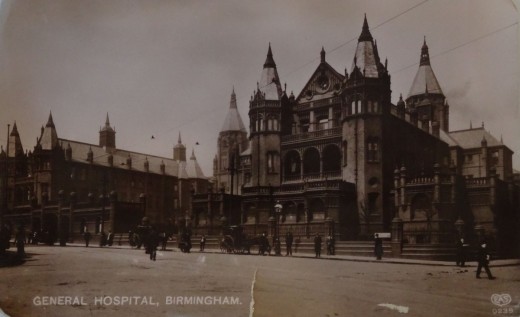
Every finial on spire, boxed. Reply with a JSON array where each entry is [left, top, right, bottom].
[[320, 46, 326, 63], [230, 87, 238, 109], [358, 14, 373, 42], [178, 132, 182, 144], [105, 112, 110, 126], [46, 111, 55, 128], [263, 43, 276, 68]]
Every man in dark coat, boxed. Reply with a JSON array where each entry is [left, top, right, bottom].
[[314, 233, 322, 258], [476, 242, 494, 279], [147, 229, 159, 261], [83, 230, 91, 247], [455, 238, 467, 267], [285, 232, 293, 256], [374, 233, 383, 260]]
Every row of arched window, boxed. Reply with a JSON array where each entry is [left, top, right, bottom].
[[251, 117, 280, 133]]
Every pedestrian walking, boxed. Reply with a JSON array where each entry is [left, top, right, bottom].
[[147, 229, 159, 261], [161, 232, 168, 251], [285, 231, 293, 256], [314, 233, 322, 258], [374, 233, 383, 260], [84, 230, 91, 247], [200, 235, 206, 252], [476, 242, 495, 279], [455, 238, 467, 267]]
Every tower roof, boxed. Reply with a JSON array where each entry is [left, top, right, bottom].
[[100, 113, 115, 132], [407, 38, 443, 98], [350, 16, 382, 78], [221, 88, 246, 132], [40, 112, 58, 150], [257, 44, 283, 100], [174, 132, 186, 149], [8, 122, 23, 157]]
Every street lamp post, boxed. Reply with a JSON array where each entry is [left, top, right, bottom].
[[274, 201, 282, 256]]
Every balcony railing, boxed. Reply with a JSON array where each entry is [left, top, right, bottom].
[[281, 127, 341, 143]]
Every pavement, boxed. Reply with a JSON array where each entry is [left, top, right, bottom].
[[24, 241, 520, 268]]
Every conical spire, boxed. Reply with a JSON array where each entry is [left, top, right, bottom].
[[230, 86, 237, 109], [10, 122, 19, 136], [358, 14, 373, 42], [407, 38, 443, 98], [46, 111, 55, 128], [264, 43, 276, 68], [221, 87, 246, 132], [350, 15, 380, 78], [8, 121, 23, 157], [178, 132, 182, 144], [41, 112, 58, 150], [101, 113, 115, 132]]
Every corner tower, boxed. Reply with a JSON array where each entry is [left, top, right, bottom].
[[406, 38, 448, 131], [248, 44, 285, 188], [341, 16, 392, 231]]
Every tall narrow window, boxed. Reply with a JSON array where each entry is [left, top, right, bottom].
[[267, 152, 277, 173]]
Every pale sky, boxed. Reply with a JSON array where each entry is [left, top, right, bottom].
[[0, 0, 518, 175]]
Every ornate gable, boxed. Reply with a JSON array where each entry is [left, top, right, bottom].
[[296, 61, 345, 104]]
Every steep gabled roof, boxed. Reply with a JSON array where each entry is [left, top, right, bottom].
[[296, 48, 345, 103]]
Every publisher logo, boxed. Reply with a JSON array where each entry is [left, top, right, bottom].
[[491, 294, 512, 307]]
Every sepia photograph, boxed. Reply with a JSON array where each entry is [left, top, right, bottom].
[[0, 1, 519, 316]]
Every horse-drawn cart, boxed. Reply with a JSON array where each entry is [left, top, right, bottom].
[[220, 225, 270, 255]]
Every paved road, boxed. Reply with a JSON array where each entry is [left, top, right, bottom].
[[0, 246, 518, 317]]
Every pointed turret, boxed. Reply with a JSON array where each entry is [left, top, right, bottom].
[[221, 88, 246, 132], [257, 44, 283, 100], [8, 122, 24, 157], [407, 37, 443, 98], [350, 15, 384, 78], [320, 46, 326, 64], [40, 112, 59, 150], [406, 38, 448, 131]]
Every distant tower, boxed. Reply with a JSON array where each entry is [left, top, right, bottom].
[[8, 122, 24, 157], [99, 113, 116, 149], [40, 112, 59, 150], [248, 44, 285, 188], [173, 132, 187, 162], [406, 38, 449, 131], [215, 88, 249, 194]]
